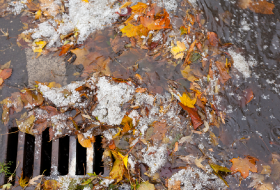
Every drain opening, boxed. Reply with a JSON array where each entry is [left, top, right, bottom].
[[94, 135, 104, 175], [41, 128, 52, 176], [76, 139, 87, 175], [23, 134, 35, 178], [58, 136, 69, 175], [5, 128, 18, 184]]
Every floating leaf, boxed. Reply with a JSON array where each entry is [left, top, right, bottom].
[[207, 32, 219, 47], [180, 26, 188, 35], [71, 48, 89, 65], [171, 41, 186, 59], [238, 0, 274, 14], [244, 88, 254, 105], [179, 92, 196, 108], [140, 6, 171, 30], [121, 23, 149, 37], [230, 156, 258, 178], [215, 61, 231, 84], [0, 68, 12, 80], [181, 65, 198, 82], [1, 61, 11, 69], [179, 102, 203, 130], [77, 133, 92, 148]]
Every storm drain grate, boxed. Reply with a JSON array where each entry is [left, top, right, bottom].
[[0, 128, 107, 189]]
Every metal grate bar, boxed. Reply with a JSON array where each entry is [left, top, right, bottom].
[[32, 135, 42, 177], [15, 132, 25, 185], [0, 125, 8, 185], [86, 144, 94, 174], [68, 136, 76, 176], [51, 139, 59, 175]]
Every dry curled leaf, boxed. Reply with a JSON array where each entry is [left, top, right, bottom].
[[230, 155, 258, 178], [138, 181, 155, 190]]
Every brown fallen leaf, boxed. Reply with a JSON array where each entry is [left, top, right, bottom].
[[16, 114, 36, 135], [59, 44, 73, 56], [215, 61, 231, 84], [230, 155, 258, 178], [207, 32, 219, 47], [244, 88, 254, 104], [179, 102, 203, 130], [71, 48, 89, 65], [0, 68, 12, 80], [20, 89, 44, 108], [151, 120, 168, 142], [238, 0, 275, 14], [10, 92, 23, 113]]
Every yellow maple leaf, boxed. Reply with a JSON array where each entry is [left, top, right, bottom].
[[121, 23, 148, 37], [179, 92, 196, 108], [35, 10, 42, 20], [118, 152, 128, 169], [82, 0, 89, 2], [32, 41, 47, 53], [171, 41, 186, 59]]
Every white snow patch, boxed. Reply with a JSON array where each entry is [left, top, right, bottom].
[[39, 81, 85, 107], [92, 77, 135, 125], [168, 168, 226, 190], [228, 49, 251, 78], [143, 145, 167, 174]]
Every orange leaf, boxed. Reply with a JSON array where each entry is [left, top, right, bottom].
[[244, 88, 254, 105], [207, 32, 219, 47], [135, 87, 147, 93], [20, 89, 44, 107], [140, 7, 171, 30], [0, 78, 3, 85], [109, 140, 116, 150], [0, 68, 12, 80], [59, 44, 73, 56], [77, 134, 92, 148], [173, 142, 178, 152], [230, 156, 258, 178], [239, 0, 275, 14]]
